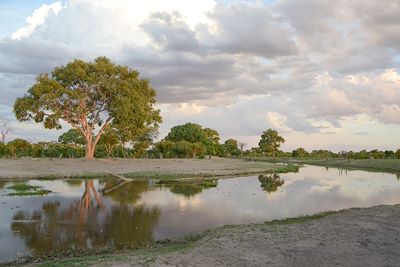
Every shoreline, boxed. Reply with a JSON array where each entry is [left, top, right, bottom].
[[10, 204, 400, 266], [244, 157, 400, 174], [0, 158, 294, 181]]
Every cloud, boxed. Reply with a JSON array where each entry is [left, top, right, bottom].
[[11, 1, 64, 40], [203, 3, 298, 58], [0, 0, 400, 149]]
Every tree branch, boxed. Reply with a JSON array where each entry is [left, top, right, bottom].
[[93, 117, 113, 147]]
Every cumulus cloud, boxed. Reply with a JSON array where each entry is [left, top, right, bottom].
[[11, 1, 64, 40]]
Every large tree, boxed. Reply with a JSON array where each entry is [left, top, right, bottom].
[[14, 57, 161, 159], [258, 129, 285, 157]]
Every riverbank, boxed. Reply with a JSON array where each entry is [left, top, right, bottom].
[[245, 157, 400, 174], [27, 204, 400, 267], [0, 158, 292, 180]]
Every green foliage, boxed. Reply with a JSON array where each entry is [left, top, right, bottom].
[[14, 57, 161, 159], [97, 129, 120, 157], [258, 129, 285, 157], [165, 123, 208, 143], [7, 183, 52, 196], [155, 123, 221, 158], [292, 147, 308, 158], [58, 129, 85, 145], [223, 138, 241, 156], [7, 138, 32, 157]]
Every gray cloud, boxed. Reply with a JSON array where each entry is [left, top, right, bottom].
[[0, 0, 399, 146]]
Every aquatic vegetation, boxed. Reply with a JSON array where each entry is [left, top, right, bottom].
[[7, 183, 51, 196], [274, 164, 299, 173]]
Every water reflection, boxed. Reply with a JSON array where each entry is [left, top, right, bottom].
[[3, 166, 400, 263], [10, 180, 160, 256], [101, 179, 149, 204], [64, 179, 83, 187], [258, 174, 285, 193], [156, 179, 218, 198]]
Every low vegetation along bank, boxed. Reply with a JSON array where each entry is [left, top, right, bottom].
[[245, 157, 400, 173]]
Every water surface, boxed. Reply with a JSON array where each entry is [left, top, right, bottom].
[[1, 165, 400, 262]]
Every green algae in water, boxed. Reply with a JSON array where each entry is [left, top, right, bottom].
[[7, 183, 52, 196]]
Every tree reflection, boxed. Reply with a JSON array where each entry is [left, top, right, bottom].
[[157, 179, 218, 198], [64, 179, 83, 187], [0, 181, 5, 190], [11, 179, 160, 256], [100, 179, 149, 205], [258, 174, 285, 193]]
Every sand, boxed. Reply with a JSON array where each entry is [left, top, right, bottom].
[[0, 158, 281, 180], [93, 204, 400, 267]]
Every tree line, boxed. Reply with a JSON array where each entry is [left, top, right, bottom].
[[3, 57, 399, 160], [2, 123, 399, 159]]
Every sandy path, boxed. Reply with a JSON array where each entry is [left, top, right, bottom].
[[93, 205, 400, 267], [0, 158, 279, 179]]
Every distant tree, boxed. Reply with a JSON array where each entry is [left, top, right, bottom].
[[98, 130, 120, 157], [224, 139, 241, 156], [154, 140, 176, 158], [203, 128, 220, 144], [395, 149, 400, 159], [173, 141, 194, 158], [58, 129, 85, 146], [292, 147, 308, 158], [258, 129, 285, 157], [190, 142, 206, 158], [164, 123, 221, 157], [238, 142, 247, 153], [0, 118, 10, 144], [384, 150, 395, 159], [14, 57, 161, 160], [8, 138, 32, 157], [165, 123, 207, 143]]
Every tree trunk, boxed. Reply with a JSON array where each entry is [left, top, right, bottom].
[[85, 143, 95, 160]]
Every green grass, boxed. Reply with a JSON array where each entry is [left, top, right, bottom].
[[272, 164, 300, 173], [6, 183, 52, 196], [244, 157, 400, 174], [296, 159, 400, 173], [266, 210, 337, 225]]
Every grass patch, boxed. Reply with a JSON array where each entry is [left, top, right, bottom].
[[266, 210, 337, 225], [6, 183, 51, 196], [273, 164, 300, 173], [244, 157, 400, 174]]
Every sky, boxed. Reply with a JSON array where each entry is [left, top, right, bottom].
[[0, 0, 399, 152]]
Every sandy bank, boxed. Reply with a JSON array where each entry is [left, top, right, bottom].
[[87, 204, 400, 267], [0, 158, 282, 180]]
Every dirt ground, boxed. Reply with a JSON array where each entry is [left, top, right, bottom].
[[90, 204, 400, 267], [0, 158, 281, 179]]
